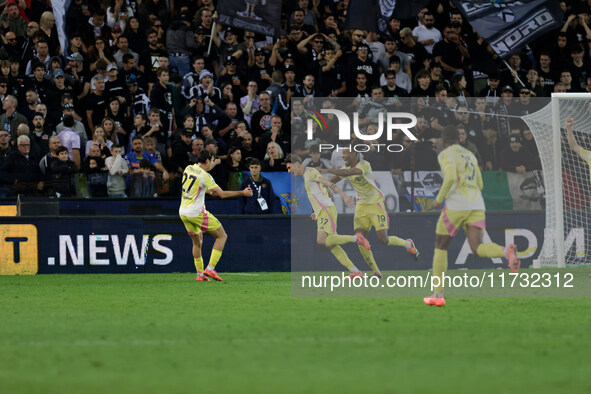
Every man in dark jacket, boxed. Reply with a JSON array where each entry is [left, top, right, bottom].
[[238, 158, 275, 214], [500, 135, 534, 173], [0, 135, 42, 196]]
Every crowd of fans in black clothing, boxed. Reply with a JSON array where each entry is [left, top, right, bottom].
[[0, 0, 589, 200]]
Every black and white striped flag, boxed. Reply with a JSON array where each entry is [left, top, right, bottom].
[[451, 0, 563, 59]]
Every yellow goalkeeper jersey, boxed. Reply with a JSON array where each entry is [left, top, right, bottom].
[[303, 167, 334, 216], [578, 147, 591, 177], [436, 144, 485, 211], [343, 160, 384, 205], [179, 164, 218, 217]]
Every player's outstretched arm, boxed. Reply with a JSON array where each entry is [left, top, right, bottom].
[[319, 168, 363, 177], [565, 118, 581, 155], [210, 185, 253, 199], [317, 177, 354, 207]]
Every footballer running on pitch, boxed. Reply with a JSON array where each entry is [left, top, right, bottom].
[[179, 150, 253, 282], [424, 125, 519, 307], [286, 154, 371, 278], [320, 148, 419, 279]]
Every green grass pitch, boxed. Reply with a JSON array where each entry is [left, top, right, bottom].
[[1, 273, 590, 393]]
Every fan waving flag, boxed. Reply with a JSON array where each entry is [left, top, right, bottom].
[[345, 0, 398, 33], [217, 0, 282, 37], [451, 0, 563, 59]]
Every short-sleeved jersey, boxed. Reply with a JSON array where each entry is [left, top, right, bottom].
[[437, 144, 485, 211], [57, 128, 80, 161], [343, 160, 384, 205], [578, 147, 591, 180], [179, 164, 218, 217], [303, 167, 333, 216]]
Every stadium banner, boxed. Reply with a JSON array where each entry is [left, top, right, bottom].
[[391, 0, 432, 21], [217, 0, 282, 37], [0, 216, 290, 274], [290, 175, 314, 214], [259, 171, 292, 213], [507, 171, 545, 210], [402, 171, 442, 212], [451, 0, 564, 59], [482, 171, 514, 211]]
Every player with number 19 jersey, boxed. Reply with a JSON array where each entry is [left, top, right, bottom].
[[343, 159, 388, 232]]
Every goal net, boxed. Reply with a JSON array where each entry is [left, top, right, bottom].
[[522, 93, 591, 267]]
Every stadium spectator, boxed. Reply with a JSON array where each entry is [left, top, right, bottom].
[[39, 135, 61, 182], [81, 144, 108, 197], [500, 135, 535, 173], [380, 55, 411, 93], [1, 2, 27, 38], [250, 91, 273, 141], [200, 124, 227, 154], [204, 138, 227, 187], [16, 123, 41, 161], [47, 145, 78, 197], [398, 27, 429, 77], [262, 141, 285, 172], [105, 144, 129, 198], [224, 146, 247, 191], [412, 12, 441, 54], [58, 115, 82, 170], [240, 80, 259, 127], [458, 125, 482, 167], [238, 158, 275, 214], [171, 130, 193, 173], [0, 95, 28, 142], [188, 136, 205, 164], [258, 114, 289, 155], [481, 128, 504, 170], [30, 112, 53, 158], [0, 129, 13, 167], [302, 143, 332, 169], [126, 136, 169, 183], [0, 135, 43, 196], [432, 25, 469, 81], [129, 158, 156, 197]]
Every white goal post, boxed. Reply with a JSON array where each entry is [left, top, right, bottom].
[[522, 93, 591, 268]]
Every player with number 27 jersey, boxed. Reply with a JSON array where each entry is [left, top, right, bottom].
[[178, 151, 253, 282], [179, 163, 218, 218]]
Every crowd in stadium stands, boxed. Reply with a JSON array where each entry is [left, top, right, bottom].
[[0, 0, 588, 200]]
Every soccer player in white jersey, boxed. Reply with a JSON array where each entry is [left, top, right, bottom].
[[321, 148, 419, 278], [286, 154, 371, 278], [179, 150, 253, 282], [566, 117, 591, 174], [425, 126, 519, 307]]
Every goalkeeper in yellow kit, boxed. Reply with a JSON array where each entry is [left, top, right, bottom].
[[320, 148, 419, 278], [425, 125, 519, 307], [565, 117, 591, 174]]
